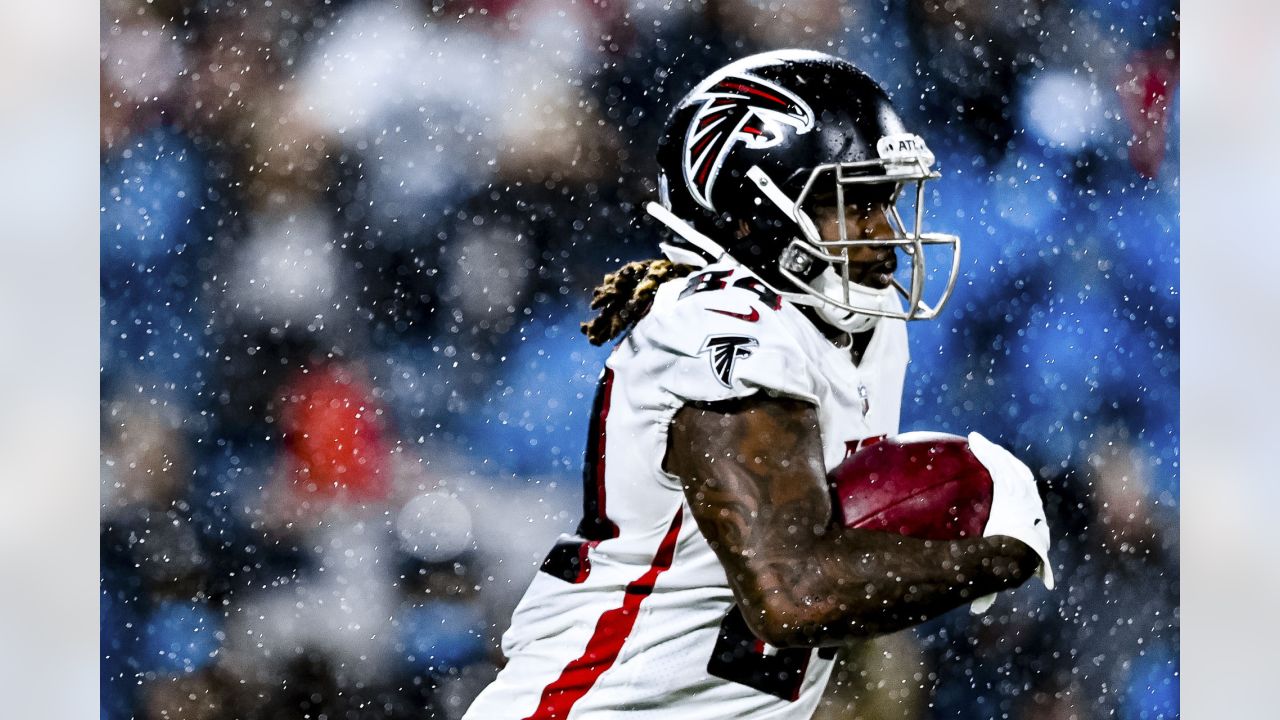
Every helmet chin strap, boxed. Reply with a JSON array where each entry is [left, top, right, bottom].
[[646, 202, 726, 268]]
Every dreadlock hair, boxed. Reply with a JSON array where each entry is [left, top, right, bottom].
[[581, 259, 696, 345]]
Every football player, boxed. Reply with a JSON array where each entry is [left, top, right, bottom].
[[464, 50, 1053, 720]]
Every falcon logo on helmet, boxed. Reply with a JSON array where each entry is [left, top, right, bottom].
[[682, 74, 814, 211]]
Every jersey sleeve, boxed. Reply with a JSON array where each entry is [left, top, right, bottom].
[[625, 277, 820, 407]]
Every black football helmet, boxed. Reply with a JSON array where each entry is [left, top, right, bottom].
[[652, 49, 960, 333]]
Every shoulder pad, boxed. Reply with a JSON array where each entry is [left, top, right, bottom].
[[630, 266, 819, 404]]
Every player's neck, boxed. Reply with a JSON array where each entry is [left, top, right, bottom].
[[848, 329, 874, 365], [797, 305, 876, 364]]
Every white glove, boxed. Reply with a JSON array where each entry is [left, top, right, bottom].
[[967, 431, 1054, 614]]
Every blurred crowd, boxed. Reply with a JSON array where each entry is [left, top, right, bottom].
[[99, 0, 1179, 718]]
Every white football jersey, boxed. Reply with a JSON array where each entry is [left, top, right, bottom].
[[464, 261, 908, 720]]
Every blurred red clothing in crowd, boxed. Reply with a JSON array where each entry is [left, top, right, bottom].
[[1119, 42, 1179, 179], [281, 363, 390, 502]]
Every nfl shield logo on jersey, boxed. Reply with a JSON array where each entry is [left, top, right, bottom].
[[699, 334, 759, 388]]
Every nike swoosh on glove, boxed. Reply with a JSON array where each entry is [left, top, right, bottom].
[[967, 431, 1054, 614]]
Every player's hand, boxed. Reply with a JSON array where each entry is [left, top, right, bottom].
[[967, 431, 1054, 613]]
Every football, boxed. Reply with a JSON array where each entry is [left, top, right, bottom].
[[830, 432, 993, 540]]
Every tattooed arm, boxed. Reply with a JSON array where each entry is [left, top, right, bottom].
[[665, 395, 1040, 648]]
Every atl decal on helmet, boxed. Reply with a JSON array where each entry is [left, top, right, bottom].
[[682, 73, 814, 211]]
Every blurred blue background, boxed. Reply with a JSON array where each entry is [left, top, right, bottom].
[[100, 1, 1178, 718]]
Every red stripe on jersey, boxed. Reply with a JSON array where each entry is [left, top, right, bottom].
[[573, 541, 597, 584], [523, 511, 684, 720]]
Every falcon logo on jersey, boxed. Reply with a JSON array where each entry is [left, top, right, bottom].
[[699, 334, 759, 388], [682, 74, 814, 210]]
